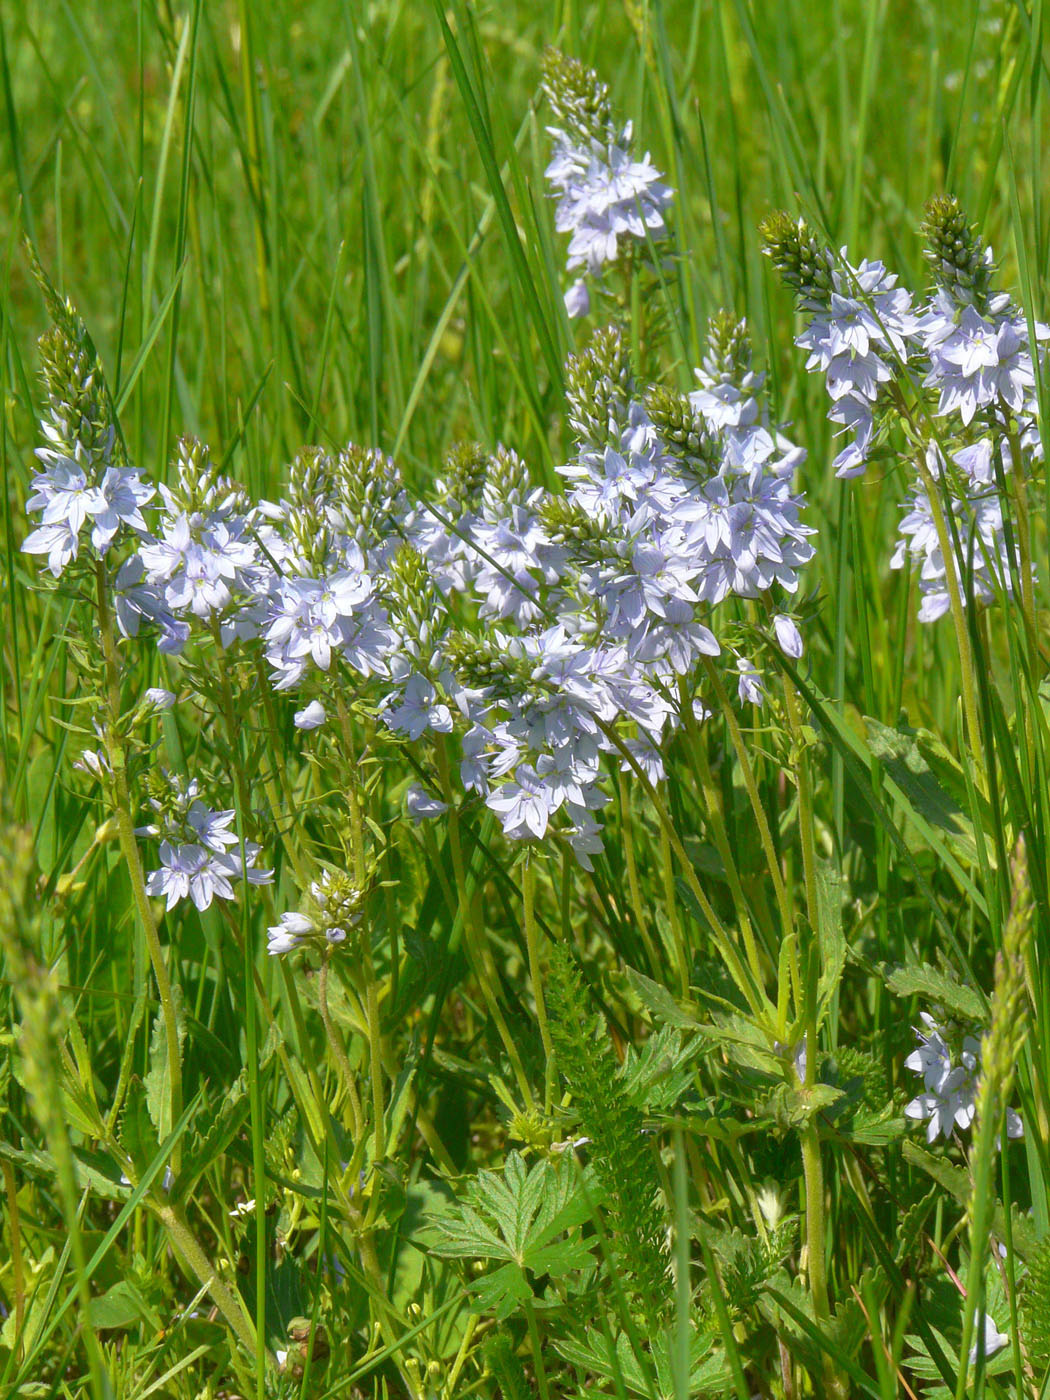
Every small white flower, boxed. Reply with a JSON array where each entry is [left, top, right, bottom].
[[405, 785, 448, 824], [969, 1311, 1009, 1366], [294, 700, 327, 730], [564, 278, 591, 319], [773, 614, 803, 659], [144, 687, 177, 711], [267, 911, 314, 956], [736, 657, 764, 706], [75, 748, 111, 778]]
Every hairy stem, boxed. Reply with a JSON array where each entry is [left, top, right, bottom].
[[155, 1202, 257, 1353], [801, 1125, 829, 1320]]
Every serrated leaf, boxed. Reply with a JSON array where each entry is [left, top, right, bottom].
[[426, 1152, 596, 1317], [169, 1083, 249, 1202], [70, 1147, 134, 1201], [865, 718, 978, 836], [885, 963, 985, 1022], [619, 1026, 705, 1112], [843, 1106, 907, 1147], [554, 1322, 726, 1397], [60, 1078, 106, 1139], [768, 1080, 845, 1128], [624, 967, 701, 1028], [903, 1140, 1036, 1257], [0, 1141, 130, 1200], [865, 718, 992, 877], [120, 1077, 160, 1180], [670, 1111, 761, 1144], [815, 860, 847, 1025], [895, 1185, 939, 1265]]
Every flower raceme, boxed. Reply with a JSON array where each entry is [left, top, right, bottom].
[[267, 871, 366, 957], [22, 298, 811, 874], [763, 197, 1047, 623], [137, 775, 272, 913], [542, 48, 673, 319], [903, 1012, 1023, 1144], [23, 123, 1031, 911]]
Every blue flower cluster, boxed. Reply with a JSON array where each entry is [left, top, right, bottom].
[[21, 313, 812, 885], [766, 205, 1047, 623]]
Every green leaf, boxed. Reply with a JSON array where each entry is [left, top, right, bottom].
[[865, 717, 992, 872], [767, 1080, 845, 1128], [884, 963, 985, 1023], [554, 1322, 728, 1398], [619, 1026, 706, 1112], [841, 1106, 907, 1147], [426, 1152, 597, 1318], [143, 984, 185, 1140], [119, 1077, 160, 1180], [170, 1024, 281, 1201], [624, 967, 702, 1029], [0, 1141, 130, 1200], [903, 1141, 1037, 1257], [89, 1278, 159, 1331], [168, 1084, 248, 1203]]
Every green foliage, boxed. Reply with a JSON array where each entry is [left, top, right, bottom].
[[884, 962, 986, 1023], [3, 2, 1050, 1396], [546, 943, 671, 1325], [427, 1150, 596, 1318], [1020, 1234, 1050, 1375], [482, 1333, 533, 1400]]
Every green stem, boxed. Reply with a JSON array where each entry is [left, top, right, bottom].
[[333, 691, 367, 888], [95, 562, 183, 1170], [618, 769, 661, 970], [365, 966, 385, 1165], [609, 719, 769, 1024], [155, 1202, 257, 1353], [703, 659, 795, 943], [522, 857, 554, 1109], [524, 1300, 552, 1400], [1005, 423, 1038, 653], [680, 691, 765, 986], [660, 818, 690, 997], [254, 658, 311, 885], [434, 739, 534, 1105], [319, 953, 365, 1140], [800, 1125, 829, 1321], [913, 451, 986, 793], [781, 675, 819, 934], [206, 629, 266, 1399]]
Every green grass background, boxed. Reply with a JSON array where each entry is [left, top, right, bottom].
[[3, 1, 1050, 1396], [3, 0, 1048, 777]]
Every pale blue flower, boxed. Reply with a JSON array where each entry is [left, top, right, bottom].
[[405, 785, 448, 823], [773, 614, 804, 659], [294, 700, 327, 730]]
